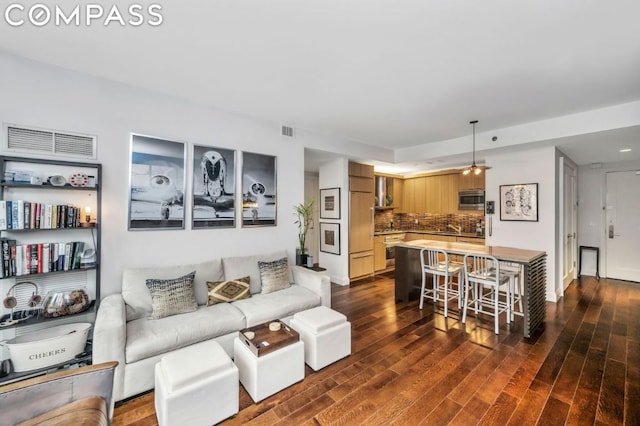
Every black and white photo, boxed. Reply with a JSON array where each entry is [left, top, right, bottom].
[[192, 145, 236, 228], [320, 222, 340, 255], [500, 183, 538, 222], [241, 152, 276, 227], [320, 187, 341, 219], [128, 134, 186, 230]]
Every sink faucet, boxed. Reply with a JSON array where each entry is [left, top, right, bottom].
[[447, 224, 462, 235]]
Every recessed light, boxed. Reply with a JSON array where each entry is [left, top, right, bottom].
[[620, 148, 632, 152]]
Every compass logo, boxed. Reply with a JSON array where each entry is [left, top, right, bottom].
[[4, 3, 163, 27]]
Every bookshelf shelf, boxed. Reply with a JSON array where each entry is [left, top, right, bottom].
[[0, 156, 101, 339]]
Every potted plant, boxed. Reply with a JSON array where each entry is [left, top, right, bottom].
[[293, 198, 315, 266]]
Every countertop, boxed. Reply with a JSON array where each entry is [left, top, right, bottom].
[[398, 239, 545, 263], [374, 229, 485, 239]]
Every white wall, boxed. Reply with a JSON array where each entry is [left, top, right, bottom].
[[485, 146, 558, 301], [318, 158, 350, 285], [0, 52, 317, 297], [577, 159, 640, 277]]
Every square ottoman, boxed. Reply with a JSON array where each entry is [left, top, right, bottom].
[[288, 306, 351, 370], [155, 340, 238, 426], [233, 336, 304, 402]]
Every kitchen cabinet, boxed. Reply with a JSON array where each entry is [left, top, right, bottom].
[[400, 171, 485, 214], [459, 173, 485, 191], [456, 236, 485, 245], [374, 236, 386, 271], [349, 162, 374, 280], [405, 232, 456, 243], [349, 162, 374, 179], [389, 178, 403, 210]]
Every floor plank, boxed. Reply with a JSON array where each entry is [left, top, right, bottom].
[[113, 274, 639, 425]]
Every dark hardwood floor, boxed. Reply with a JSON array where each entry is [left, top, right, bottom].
[[114, 273, 640, 425]]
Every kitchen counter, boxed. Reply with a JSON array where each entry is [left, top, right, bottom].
[[374, 229, 485, 239], [395, 239, 546, 338]]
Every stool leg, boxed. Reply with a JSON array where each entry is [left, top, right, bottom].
[[419, 269, 426, 309]]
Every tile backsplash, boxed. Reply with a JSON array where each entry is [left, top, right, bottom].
[[375, 211, 484, 235]]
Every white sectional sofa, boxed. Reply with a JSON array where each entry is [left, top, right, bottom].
[[93, 250, 330, 402]]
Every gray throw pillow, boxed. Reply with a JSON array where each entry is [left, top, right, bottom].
[[258, 257, 291, 294], [146, 271, 198, 319]]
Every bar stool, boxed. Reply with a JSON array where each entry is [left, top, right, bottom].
[[499, 262, 523, 321], [419, 248, 463, 317], [462, 253, 511, 334]]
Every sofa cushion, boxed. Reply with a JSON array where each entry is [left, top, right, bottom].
[[125, 303, 246, 363], [222, 250, 292, 294], [207, 276, 251, 305], [146, 271, 198, 319], [258, 257, 291, 294], [122, 259, 224, 321], [231, 284, 321, 327]]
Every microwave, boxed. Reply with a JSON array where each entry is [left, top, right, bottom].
[[458, 190, 485, 211]]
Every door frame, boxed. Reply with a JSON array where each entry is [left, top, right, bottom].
[[559, 157, 578, 296]]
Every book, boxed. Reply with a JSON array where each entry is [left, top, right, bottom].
[[29, 244, 38, 274], [72, 241, 85, 270], [1, 238, 15, 277], [6, 200, 13, 229], [0, 201, 6, 230], [17, 200, 24, 229], [37, 243, 43, 274], [42, 243, 50, 273], [11, 201, 19, 229], [44, 204, 52, 229]]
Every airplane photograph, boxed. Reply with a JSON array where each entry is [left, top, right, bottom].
[[192, 146, 235, 228], [129, 134, 186, 230]]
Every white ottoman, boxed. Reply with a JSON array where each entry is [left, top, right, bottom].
[[289, 306, 351, 370], [155, 340, 238, 426], [233, 337, 304, 402]]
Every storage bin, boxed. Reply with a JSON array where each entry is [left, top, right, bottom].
[[3, 322, 91, 372]]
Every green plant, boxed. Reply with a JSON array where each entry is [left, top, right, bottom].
[[294, 199, 315, 254]]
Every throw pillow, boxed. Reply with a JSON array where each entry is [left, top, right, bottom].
[[146, 271, 198, 319], [207, 276, 252, 305], [258, 257, 291, 294]]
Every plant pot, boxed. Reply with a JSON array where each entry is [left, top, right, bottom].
[[295, 249, 308, 266]]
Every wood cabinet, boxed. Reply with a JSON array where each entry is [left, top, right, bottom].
[[456, 236, 485, 245], [400, 171, 484, 214], [374, 236, 386, 271], [349, 162, 374, 179], [389, 178, 403, 210], [349, 162, 374, 280]]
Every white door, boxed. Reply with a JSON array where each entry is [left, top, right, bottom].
[[562, 160, 577, 290], [605, 170, 640, 281]]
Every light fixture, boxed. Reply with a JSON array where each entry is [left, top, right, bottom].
[[84, 206, 91, 224], [619, 148, 631, 153], [463, 120, 482, 176]]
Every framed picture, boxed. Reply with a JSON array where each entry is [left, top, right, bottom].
[[500, 183, 538, 222], [319, 222, 340, 255], [320, 187, 341, 219], [128, 134, 186, 230], [241, 152, 276, 227], [192, 145, 236, 229]]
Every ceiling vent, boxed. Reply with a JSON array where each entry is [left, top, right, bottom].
[[4, 124, 96, 160], [281, 125, 295, 138]]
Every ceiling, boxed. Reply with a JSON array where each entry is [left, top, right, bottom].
[[1, 1, 639, 173]]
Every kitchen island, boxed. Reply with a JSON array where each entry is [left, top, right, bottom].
[[395, 239, 547, 338]]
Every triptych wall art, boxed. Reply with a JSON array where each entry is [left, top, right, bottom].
[[128, 134, 277, 230]]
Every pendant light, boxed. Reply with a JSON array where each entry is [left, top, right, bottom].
[[462, 120, 482, 176]]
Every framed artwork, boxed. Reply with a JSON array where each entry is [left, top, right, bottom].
[[241, 152, 277, 227], [319, 222, 340, 255], [500, 183, 538, 222], [192, 145, 236, 229], [128, 134, 186, 230], [320, 187, 341, 219]]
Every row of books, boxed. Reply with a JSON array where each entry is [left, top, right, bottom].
[[1, 238, 87, 278], [0, 201, 85, 231]]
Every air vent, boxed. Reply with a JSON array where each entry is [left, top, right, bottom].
[[281, 125, 294, 138], [5, 124, 96, 159]]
